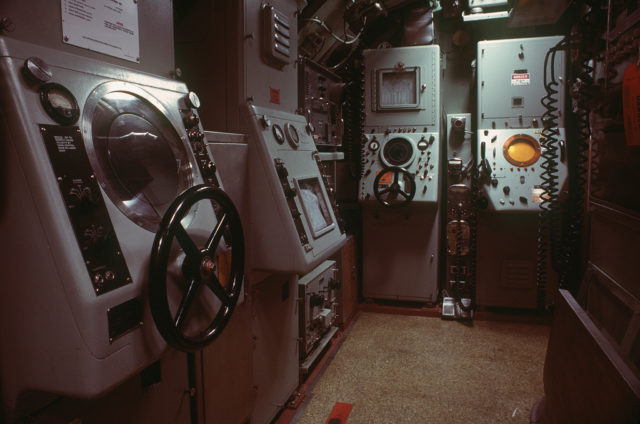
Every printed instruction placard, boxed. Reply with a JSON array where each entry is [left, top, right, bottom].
[[61, 0, 139, 62]]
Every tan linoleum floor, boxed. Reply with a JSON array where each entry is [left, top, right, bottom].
[[294, 312, 550, 424]]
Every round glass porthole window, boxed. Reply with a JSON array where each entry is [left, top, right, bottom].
[[503, 134, 541, 167], [382, 137, 415, 167], [83, 83, 194, 232]]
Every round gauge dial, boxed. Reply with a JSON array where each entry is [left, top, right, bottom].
[[369, 139, 380, 151], [272, 124, 285, 144], [40, 83, 80, 125], [284, 123, 300, 148]]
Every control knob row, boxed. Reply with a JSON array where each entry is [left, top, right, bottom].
[[188, 128, 204, 141]]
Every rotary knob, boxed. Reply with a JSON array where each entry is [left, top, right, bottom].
[[23, 57, 53, 83], [284, 187, 296, 199], [275, 163, 289, 179], [66, 183, 94, 209], [188, 128, 204, 141], [183, 113, 200, 129], [369, 139, 380, 151], [203, 161, 217, 177], [417, 137, 428, 151]]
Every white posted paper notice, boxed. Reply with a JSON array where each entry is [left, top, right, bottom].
[[61, 0, 139, 62]]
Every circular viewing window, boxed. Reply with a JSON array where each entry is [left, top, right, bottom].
[[83, 83, 195, 232], [503, 134, 541, 167], [382, 137, 414, 167]]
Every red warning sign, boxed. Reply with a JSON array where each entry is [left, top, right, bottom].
[[270, 87, 280, 104], [622, 64, 640, 146], [511, 73, 530, 86]]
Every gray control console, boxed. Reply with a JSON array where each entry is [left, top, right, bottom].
[[476, 36, 568, 212], [244, 105, 346, 275]]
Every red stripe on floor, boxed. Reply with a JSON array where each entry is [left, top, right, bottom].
[[325, 402, 354, 424]]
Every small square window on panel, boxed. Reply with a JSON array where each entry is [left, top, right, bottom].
[[512, 96, 524, 108]]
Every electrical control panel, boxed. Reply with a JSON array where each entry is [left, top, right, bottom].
[[359, 45, 441, 303], [477, 36, 568, 212], [298, 58, 344, 147], [0, 35, 226, 410], [477, 128, 568, 211], [298, 260, 339, 359], [478, 36, 565, 129], [244, 104, 346, 275], [359, 45, 441, 208]]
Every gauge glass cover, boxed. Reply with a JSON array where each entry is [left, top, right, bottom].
[[284, 123, 300, 147], [272, 124, 285, 144], [40, 83, 80, 125]]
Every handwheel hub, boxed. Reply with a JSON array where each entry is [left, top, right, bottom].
[[200, 257, 216, 280]]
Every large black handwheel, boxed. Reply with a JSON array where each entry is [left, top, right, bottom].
[[149, 185, 244, 352], [373, 166, 416, 208]]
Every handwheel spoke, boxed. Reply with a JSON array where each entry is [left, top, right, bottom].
[[379, 187, 391, 195], [174, 278, 201, 330], [393, 172, 401, 184], [398, 190, 409, 199], [204, 274, 231, 305], [205, 212, 229, 254], [175, 224, 201, 259]]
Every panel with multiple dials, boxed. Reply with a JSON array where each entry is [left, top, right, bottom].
[[298, 58, 344, 147], [359, 131, 439, 206]]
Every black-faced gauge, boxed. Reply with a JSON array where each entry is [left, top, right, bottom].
[[272, 124, 285, 144], [39, 83, 80, 125], [284, 122, 299, 148]]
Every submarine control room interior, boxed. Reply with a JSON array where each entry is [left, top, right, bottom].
[[1, 0, 640, 423]]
